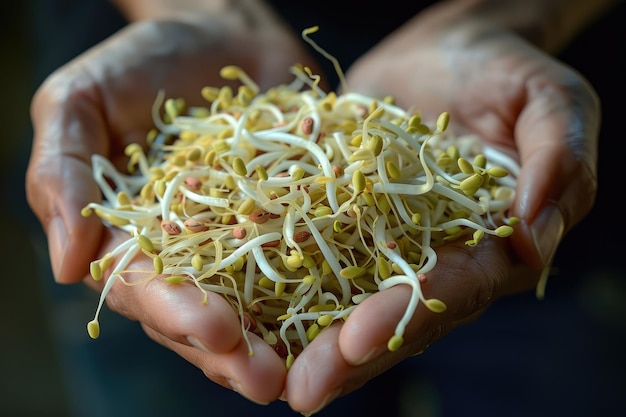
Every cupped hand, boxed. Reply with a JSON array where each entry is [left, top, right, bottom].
[[26, 15, 321, 404], [284, 14, 600, 414]]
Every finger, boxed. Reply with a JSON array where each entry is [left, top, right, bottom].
[[87, 231, 243, 354], [286, 323, 423, 414], [338, 237, 517, 367], [26, 69, 112, 283], [143, 325, 286, 405], [511, 73, 599, 271], [284, 325, 358, 414]]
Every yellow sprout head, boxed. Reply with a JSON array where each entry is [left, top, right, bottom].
[[82, 28, 519, 364]]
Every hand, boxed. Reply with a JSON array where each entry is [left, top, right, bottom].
[[26, 14, 321, 404], [283, 13, 599, 414]]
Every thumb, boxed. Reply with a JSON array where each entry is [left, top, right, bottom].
[[510, 76, 599, 288], [338, 237, 514, 366], [26, 70, 110, 283]]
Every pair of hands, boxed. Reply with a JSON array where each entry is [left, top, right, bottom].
[[26, 7, 598, 415]]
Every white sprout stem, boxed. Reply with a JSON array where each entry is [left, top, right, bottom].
[[243, 251, 257, 305], [92, 243, 142, 323], [279, 310, 330, 351], [247, 151, 291, 173], [254, 130, 339, 212], [287, 274, 322, 314], [163, 233, 282, 276], [435, 217, 501, 234], [84, 202, 161, 220], [377, 275, 421, 338], [255, 180, 286, 215], [92, 155, 133, 204], [300, 93, 322, 141], [483, 145, 520, 178], [198, 282, 240, 298], [334, 92, 406, 119], [282, 209, 297, 249], [288, 67, 327, 98], [174, 112, 238, 130], [296, 207, 352, 305], [431, 183, 486, 214], [251, 246, 303, 284], [159, 174, 184, 221], [179, 187, 230, 208], [332, 132, 354, 162], [83, 64, 519, 359], [152, 90, 180, 135], [243, 130, 292, 153], [373, 158, 426, 234]]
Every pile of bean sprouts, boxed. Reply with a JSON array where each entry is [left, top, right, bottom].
[[83, 59, 519, 368]]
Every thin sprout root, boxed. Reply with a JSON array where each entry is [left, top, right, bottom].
[[83, 60, 519, 365]]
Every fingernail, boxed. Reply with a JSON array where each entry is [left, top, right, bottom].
[[227, 379, 269, 406], [353, 345, 386, 366], [304, 388, 342, 416], [48, 216, 68, 282], [186, 336, 212, 354], [530, 204, 564, 267]]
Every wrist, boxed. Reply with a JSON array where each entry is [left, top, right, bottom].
[[109, 0, 229, 22], [440, 0, 620, 53], [109, 0, 287, 32], [108, 0, 307, 60]]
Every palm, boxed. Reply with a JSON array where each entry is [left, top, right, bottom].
[[346, 27, 595, 157], [29, 17, 319, 279], [27, 13, 600, 413], [284, 23, 599, 414], [73, 20, 320, 166], [27, 17, 323, 404]]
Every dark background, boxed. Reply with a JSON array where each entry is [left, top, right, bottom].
[[1, 1, 624, 416]]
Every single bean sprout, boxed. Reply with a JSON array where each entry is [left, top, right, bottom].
[[83, 28, 519, 368]]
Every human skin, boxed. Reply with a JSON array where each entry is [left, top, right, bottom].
[[26, 0, 615, 414], [26, 2, 320, 404], [287, 1, 607, 411]]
